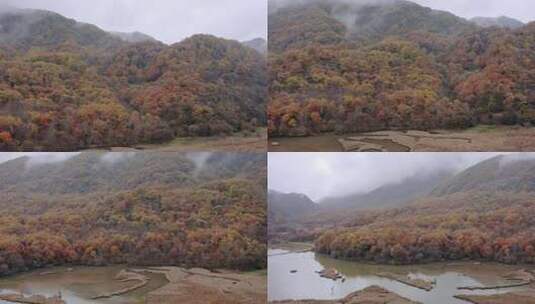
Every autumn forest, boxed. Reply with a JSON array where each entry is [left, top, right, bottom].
[[268, 0, 535, 137], [0, 8, 267, 151], [0, 153, 267, 276]]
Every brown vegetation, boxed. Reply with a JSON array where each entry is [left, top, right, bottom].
[[0, 153, 267, 276], [268, 1, 535, 138], [0, 9, 266, 151]]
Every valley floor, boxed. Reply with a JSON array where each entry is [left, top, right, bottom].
[[143, 267, 267, 304], [92, 128, 267, 152], [268, 125, 535, 152], [0, 266, 266, 304]]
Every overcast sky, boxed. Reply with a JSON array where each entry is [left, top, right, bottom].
[[412, 0, 534, 23], [268, 152, 513, 201], [2, 0, 267, 44]]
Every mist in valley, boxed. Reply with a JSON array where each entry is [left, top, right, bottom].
[[268, 152, 516, 202]]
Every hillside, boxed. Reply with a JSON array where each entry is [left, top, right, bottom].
[[267, 190, 324, 244], [268, 189, 319, 220], [0, 152, 267, 276], [314, 155, 535, 264], [0, 8, 267, 151], [268, 0, 535, 137], [243, 38, 268, 54], [471, 16, 525, 29], [320, 171, 452, 210], [432, 155, 535, 196], [0, 8, 123, 50]]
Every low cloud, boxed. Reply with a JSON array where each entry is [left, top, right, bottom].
[[268, 152, 508, 201], [3, 0, 267, 44]]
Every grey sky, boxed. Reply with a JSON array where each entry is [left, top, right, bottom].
[[268, 152, 512, 201], [413, 0, 534, 23], [3, 0, 267, 44]]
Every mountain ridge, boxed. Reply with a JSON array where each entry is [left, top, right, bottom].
[[0, 8, 267, 151], [471, 16, 525, 29], [319, 170, 453, 210]]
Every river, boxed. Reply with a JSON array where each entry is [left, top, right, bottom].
[[268, 248, 531, 304]]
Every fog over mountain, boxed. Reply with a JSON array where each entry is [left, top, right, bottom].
[[268, 153, 512, 201], [270, 0, 534, 23], [1, 0, 267, 44], [412, 0, 535, 23]]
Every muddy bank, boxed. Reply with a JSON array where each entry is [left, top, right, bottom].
[[455, 290, 535, 304], [269, 126, 535, 152], [270, 285, 419, 304], [91, 269, 149, 299], [142, 267, 266, 304], [377, 272, 434, 291], [0, 294, 65, 304], [96, 128, 267, 152]]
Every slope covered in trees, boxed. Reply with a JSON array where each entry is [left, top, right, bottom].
[[0, 8, 267, 151], [0, 152, 267, 276], [268, 0, 535, 137], [314, 156, 535, 265], [471, 16, 525, 29]]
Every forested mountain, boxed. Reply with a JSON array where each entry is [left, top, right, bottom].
[[311, 155, 535, 264], [268, 189, 319, 220], [268, 0, 535, 137], [471, 16, 525, 29], [319, 170, 452, 210], [267, 190, 322, 243], [0, 153, 267, 276], [0, 8, 267, 151], [432, 155, 535, 196], [243, 38, 268, 54], [0, 8, 123, 49]]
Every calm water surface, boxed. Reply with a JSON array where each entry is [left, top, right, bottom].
[[0, 266, 167, 304], [268, 249, 530, 304]]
